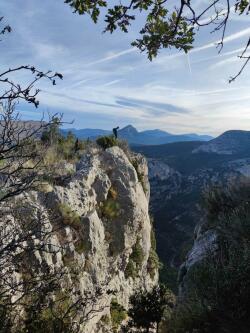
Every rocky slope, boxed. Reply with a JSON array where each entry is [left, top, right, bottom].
[[2, 146, 156, 332]]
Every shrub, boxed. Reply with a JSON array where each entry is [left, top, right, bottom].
[[127, 285, 176, 333], [100, 199, 120, 220], [23, 291, 73, 333], [110, 298, 126, 332], [130, 238, 144, 266], [96, 135, 117, 150], [124, 258, 137, 279], [57, 203, 82, 229], [147, 248, 160, 279], [168, 181, 250, 333], [147, 226, 160, 279], [125, 239, 144, 279]]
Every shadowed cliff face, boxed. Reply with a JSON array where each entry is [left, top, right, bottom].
[[1, 146, 156, 333]]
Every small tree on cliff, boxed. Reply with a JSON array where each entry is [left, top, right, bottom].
[[126, 285, 176, 333]]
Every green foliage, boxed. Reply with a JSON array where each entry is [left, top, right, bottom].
[[126, 285, 176, 333], [110, 298, 127, 332], [41, 121, 86, 168], [202, 179, 250, 229], [168, 181, 250, 333], [66, 0, 195, 60], [66, 0, 250, 80], [159, 265, 178, 294], [131, 11, 194, 60], [41, 117, 61, 146], [147, 248, 160, 279], [236, 0, 250, 14], [65, 0, 107, 22], [124, 259, 137, 279], [23, 291, 73, 333], [130, 239, 144, 266], [147, 227, 160, 279], [100, 198, 120, 220], [96, 135, 117, 150], [57, 203, 82, 229], [125, 238, 144, 279]]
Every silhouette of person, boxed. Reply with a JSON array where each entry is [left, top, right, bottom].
[[113, 126, 119, 139]]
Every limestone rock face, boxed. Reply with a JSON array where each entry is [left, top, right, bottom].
[[178, 225, 217, 297], [2, 146, 156, 332]]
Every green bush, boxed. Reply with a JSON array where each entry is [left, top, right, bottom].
[[125, 258, 137, 279], [57, 203, 82, 229], [147, 248, 160, 279], [100, 199, 120, 220], [125, 239, 144, 279], [23, 291, 74, 333], [168, 181, 250, 333], [127, 285, 176, 333], [110, 298, 126, 332], [96, 135, 117, 150], [147, 225, 160, 279], [130, 239, 144, 266]]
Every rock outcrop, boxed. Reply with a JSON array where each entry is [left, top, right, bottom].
[[178, 225, 217, 297], [1, 146, 157, 332]]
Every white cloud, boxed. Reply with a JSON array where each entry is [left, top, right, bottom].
[[86, 48, 137, 66], [102, 79, 122, 87]]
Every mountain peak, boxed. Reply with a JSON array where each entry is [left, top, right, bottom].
[[61, 125, 212, 145], [120, 125, 138, 133], [193, 130, 250, 154]]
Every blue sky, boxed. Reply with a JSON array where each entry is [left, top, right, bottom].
[[1, 0, 250, 135]]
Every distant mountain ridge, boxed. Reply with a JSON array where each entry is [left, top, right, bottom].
[[193, 130, 250, 154], [61, 125, 213, 145]]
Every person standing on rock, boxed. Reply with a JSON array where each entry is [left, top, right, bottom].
[[113, 126, 119, 139]]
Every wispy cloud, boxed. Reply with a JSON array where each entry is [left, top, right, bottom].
[[192, 27, 250, 53], [103, 79, 122, 87], [115, 96, 189, 115], [87, 48, 137, 66], [156, 27, 250, 65], [210, 56, 240, 69]]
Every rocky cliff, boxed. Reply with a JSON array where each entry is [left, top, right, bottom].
[[2, 146, 157, 332]]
